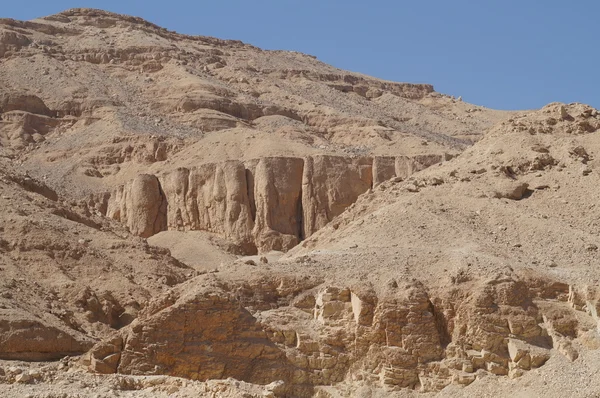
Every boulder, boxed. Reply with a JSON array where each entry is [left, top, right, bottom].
[[0, 309, 93, 361], [492, 180, 530, 200]]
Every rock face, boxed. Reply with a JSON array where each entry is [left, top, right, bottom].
[[0, 310, 93, 361], [107, 174, 167, 238], [4, 8, 600, 398], [372, 156, 396, 186], [302, 156, 373, 238], [0, 92, 53, 116], [83, 277, 314, 395], [0, 161, 191, 364], [395, 154, 448, 179], [84, 272, 577, 395], [107, 154, 444, 252], [106, 287, 292, 383], [251, 157, 304, 252], [159, 161, 256, 252]]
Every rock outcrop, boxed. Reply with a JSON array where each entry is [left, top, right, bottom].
[[0, 310, 93, 361], [0, 92, 53, 117], [250, 157, 305, 251], [159, 161, 256, 252], [107, 154, 444, 252], [106, 174, 167, 238], [5, 8, 600, 398], [92, 286, 293, 382], [301, 156, 373, 238], [85, 272, 585, 395]]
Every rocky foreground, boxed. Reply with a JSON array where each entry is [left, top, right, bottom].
[[1, 8, 599, 398]]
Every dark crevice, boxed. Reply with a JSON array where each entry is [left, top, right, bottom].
[[154, 175, 168, 234], [297, 184, 304, 242], [245, 168, 256, 223], [428, 299, 451, 348]]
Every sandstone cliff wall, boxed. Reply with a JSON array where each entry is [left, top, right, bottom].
[[302, 156, 373, 238], [106, 154, 444, 252]]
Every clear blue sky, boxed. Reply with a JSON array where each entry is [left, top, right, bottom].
[[3, 1, 599, 111]]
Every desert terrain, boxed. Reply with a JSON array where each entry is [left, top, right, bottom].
[[0, 8, 599, 398]]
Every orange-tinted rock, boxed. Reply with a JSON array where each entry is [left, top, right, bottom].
[[0, 309, 93, 361]]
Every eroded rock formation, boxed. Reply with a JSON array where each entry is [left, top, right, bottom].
[[106, 154, 444, 252], [84, 271, 592, 395], [106, 174, 167, 238], [2, 8, 600, 398], [0, 310, 93, 361], [301, 156, 373, 238]]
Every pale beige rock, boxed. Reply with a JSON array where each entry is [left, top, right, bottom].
[[372, 156, 396, 185], [89, 282, 304, 393], [0, 92, 52, 116], [302, 155, 373, 238], [107, 174, 167, 238], [4, 7, 600, 398], [508, 339, 550, 369], [251, 157, 304, 252], [492, 180, 530, 200], [108, 155, 445, 252], [166, 161, 255, 253], [395, 154, 444, 179], [557, 340, 579, 362]]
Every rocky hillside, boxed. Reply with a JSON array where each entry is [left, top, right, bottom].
[[0, 8, 513, 254], [77, 103, 600, 397], [1, 8, 599, 398]]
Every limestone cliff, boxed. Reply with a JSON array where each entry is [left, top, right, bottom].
[[106, 174, 167, 238], [106, 154, 444, 252]]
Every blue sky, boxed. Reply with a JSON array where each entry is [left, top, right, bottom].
[[3, 1, 599, 111]]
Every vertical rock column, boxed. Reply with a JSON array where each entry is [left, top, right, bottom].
[[302, 155, 373, 238], [251, 157, 304, 252], [160, 167, 191, 230], [106, 174, 167, 238], [185, 161, 256, 253], [373, 156, 397, 185]]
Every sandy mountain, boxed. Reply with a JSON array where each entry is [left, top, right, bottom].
[[1, 7, 599, 398]]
